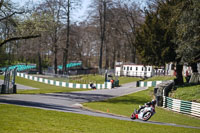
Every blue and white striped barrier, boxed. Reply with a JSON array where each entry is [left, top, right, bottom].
[[17, 73, 112, 89]]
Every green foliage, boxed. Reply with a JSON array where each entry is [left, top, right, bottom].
[[0, 104, 198, 133], [175, 0, 200, 63], [136, 1, 177, 66], [136, 0, 200, 65]]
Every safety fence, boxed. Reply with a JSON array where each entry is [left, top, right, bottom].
[[137, 81, 165, 87], [17, 73, 112, 89], [0, 65, 36, 72], [163, 96, 200, 117]]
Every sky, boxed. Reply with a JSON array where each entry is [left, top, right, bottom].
[[12, 0, 91, 22], [12, 0, 147, 22]]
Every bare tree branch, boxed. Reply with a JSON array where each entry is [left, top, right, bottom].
[[0, 11, 24, 22], [0, 34, 41, 47], [0, 0, 3, 10]]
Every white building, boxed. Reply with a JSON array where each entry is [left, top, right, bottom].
[[115, 64, 154, 77]]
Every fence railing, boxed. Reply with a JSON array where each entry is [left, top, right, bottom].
[[163, 96, 200, 117], [17, 72, 112, 89]]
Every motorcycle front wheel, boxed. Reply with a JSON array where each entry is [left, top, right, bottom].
[[142, 111, 152, 121], [130, 114, 136, 120]]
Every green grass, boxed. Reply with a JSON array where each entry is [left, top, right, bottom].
[[144, 76, 176, 81], [0, 76, 87, 94], [118, 76, 141, 85], [84, 87, 200, 127], [170, 84, 200, 102], [41, 75, 141, 85], [20, 74, 141, 85], [0, 104, 199, 133], [34, 74, 106, 84]]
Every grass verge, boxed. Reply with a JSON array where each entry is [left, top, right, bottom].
[[0, 76, 87, 94], [84, 87, 200, 127], [28, 74, 141, 85], [118, 76, 141, 85], [0, 104, 199, 133], [37, 74, 106, 84], [144, 76, 176, 81], [170, 84, 200, 102]]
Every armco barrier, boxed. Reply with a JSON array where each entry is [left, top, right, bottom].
[[17, 73, 112, 89], [163, 96, 200, 117]]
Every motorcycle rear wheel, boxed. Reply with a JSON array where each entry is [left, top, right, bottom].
[[142, 111, 152, 121]]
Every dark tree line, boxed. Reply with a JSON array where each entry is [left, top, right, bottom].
[[1, 0, 142, 73], [135, 0, 200, 84]]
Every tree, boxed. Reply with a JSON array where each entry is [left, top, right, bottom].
[[175, 0, 200, 72], [35, 0, 68, 74], [135, 0, 186, 85], [114, 1, 143, 63], [88, 0, 113, 70], [0, 0, 40, 48], [62, 0, 81, 74]]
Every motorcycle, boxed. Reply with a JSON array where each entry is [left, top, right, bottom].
[[130, 105, 156, 121], [90, 83, 96, 89]]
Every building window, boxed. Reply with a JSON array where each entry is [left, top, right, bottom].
[[130, 67, 132, 70], [124, 67, 126, 70], [142, 67, 143, 71], [127, 67, 129, 71], [149, 67, 151, 71], [136, 67, 138, 71]]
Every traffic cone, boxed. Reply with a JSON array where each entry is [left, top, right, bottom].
[[107, 109, 109, 113]]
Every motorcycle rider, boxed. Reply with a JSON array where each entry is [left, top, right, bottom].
[[89, 82, 96, 89], [137, 99, 156, 113]]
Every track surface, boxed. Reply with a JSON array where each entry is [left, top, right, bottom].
[[0, 81, 199, 129], [0, 79, 37, 90]]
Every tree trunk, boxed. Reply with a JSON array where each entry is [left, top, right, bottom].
[[38, 52, 42, 74], [191, 63, 198, 73], [105, 40, 109, 69], [124, 43, 128, 62], [54, 48, 57, 74], [99, 1, 106, 70], [131, 46, 136, 63], [63, 0, 70, 74], [175, 63, 184, 85], [112, 45, 116, 69], [99, 10, 103, 70], [117, 43, 120, 62]]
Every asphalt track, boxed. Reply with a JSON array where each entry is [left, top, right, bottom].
[[0, 79, 38, 90], [0, 81, 199, 129]]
